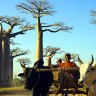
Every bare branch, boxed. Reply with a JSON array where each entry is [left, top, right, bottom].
[[9, 25, 35, 38], [90, 10, 96, 16], [0, 16, 35, 37], [0, 16, 26, 33], [43, 46, 60, 57], [10, 48, 30, 59], [42, 22, 72, 33], [10, 39, 20, 45], [90, 10, 96, 24], [16, 0, 55, 18], [17, 58, 32, 68], [9, 31, 25, 38]]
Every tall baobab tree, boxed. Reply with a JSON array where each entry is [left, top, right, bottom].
[[10, 48, 30, 81], [16, 0, 72, 61], [43, 46, 63, 66], [0, 16, 34, 87]]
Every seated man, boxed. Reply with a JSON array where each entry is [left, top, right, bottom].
[[61, 53, 79, 79], [56, 53, 79, 95]]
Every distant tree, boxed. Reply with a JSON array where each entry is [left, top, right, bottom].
[[16, 0, 72, 61], [10, 48, 30, 81], [0, 16, 34, 87], [90, 10, 96, 24], [17, 58, 32, 72], [43, 46, 64, 66]]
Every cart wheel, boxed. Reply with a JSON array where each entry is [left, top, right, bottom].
[[65, 93, 68, 96]]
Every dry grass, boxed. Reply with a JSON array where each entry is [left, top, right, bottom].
[[0, 86, 25, 94]]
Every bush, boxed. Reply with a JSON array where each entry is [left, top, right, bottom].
[[11, 77, 24, 87]]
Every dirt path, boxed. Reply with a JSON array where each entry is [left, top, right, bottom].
[[0, 86, 87, 96], [0, 90, 87, 96]]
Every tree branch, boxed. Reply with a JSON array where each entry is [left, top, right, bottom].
[[9, 31, 25, 38], [9, 25, 35, 38], [42, 28, 65, 33], [10, 48, 30, 59], [50, 53, 55, 58], [12, 52, 27, 58], [6, 25, 15, 33], [42, 24, 56, 28]]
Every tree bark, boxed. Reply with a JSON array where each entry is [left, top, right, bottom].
[[2, 36, 11, 86], [10, 58, 13, 82], [46, 56, 51, 66], [0, 35, 3, 87], [35, 17, 43, 61]]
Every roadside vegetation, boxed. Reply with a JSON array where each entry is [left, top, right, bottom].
[[0, 76, 24, 94]]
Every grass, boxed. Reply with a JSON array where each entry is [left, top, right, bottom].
[[0, 86, 25, 94]]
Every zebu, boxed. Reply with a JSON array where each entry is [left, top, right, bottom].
[[78, 55, 96, 96], [18, 59, 53, 96]]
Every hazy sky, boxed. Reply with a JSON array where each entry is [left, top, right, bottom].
[[0, 0, 96, 75]]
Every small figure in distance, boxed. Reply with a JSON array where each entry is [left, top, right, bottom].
[[56, 58, 62, 68], [50, 58, 62, 68]]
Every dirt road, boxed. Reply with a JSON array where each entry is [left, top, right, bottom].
[[0, 86, 87, 96], [0, 90, 87, 96]]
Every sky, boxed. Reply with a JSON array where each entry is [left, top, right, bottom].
[[0, 0, 96, 75]]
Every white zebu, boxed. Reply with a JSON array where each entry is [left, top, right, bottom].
[[78, 55, 96, 96]]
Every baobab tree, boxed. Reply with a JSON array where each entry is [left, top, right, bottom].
[[16, 0, 72, 61], [0, 16, 34, 87], [10, 48, 30, 81], [17, 58, 32, 72], [43, 46, 63, 66], [17, 58, 32, 81]]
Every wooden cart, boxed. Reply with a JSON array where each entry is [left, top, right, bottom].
[[51, 68, 89, 96], [37, 67, 89, 96]]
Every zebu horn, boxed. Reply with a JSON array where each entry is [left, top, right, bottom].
[[78, 55, 83, 65], [89, 55, 94, 66]]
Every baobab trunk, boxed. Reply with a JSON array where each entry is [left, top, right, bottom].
[[0, 35, 3, 87], [35, 17, 43, 61], [46, 56, 51, 66], [10, 58, 13, 82], [2, 36, 11, 86]]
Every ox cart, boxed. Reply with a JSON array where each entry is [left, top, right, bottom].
[[37, 68, 89, 96], [50, 68, 89, 96]]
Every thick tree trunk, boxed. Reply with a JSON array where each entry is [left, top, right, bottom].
[[0, 35, 3, 87], [2, 36, 11, 86], [35, 17, 43, 61], [46, 56, 51, 66], [10, 58, 13, 82]]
